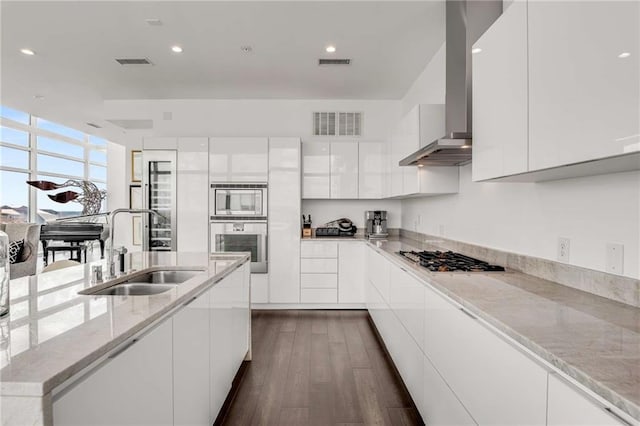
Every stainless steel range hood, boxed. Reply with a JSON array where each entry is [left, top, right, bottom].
[[400, 0, 502, 167]]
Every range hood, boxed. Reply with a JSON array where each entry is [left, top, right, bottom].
[[400, 0, 502, 167]]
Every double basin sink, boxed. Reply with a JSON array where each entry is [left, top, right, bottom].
[[79, 269, 205, 296]]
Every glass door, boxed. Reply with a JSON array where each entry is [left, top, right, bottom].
[[143, 151, 177, 251]]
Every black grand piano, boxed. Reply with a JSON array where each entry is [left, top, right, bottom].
[[40, 220, 107, 266]]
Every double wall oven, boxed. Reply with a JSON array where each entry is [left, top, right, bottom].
[[210, 183, 268, 273]]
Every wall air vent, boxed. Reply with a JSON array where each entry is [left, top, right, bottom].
[[115, 58, 153, 65], [313, 112, 362, 136], [318, 58, 351, 66]]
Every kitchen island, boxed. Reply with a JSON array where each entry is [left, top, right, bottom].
[[0, 251, 251, 426]]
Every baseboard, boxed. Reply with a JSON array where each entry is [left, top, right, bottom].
[[251, 303, 366, 310], [213, 359, 250, 426]]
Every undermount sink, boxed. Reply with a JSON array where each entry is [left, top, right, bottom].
[[90, 283, 178, 296], [79, 269, 204, 296]]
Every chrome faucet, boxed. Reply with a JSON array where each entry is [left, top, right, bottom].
[[107, 208, 165, 279]]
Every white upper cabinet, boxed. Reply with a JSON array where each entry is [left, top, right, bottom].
[[302, 142, 331, 198], [472, 0, 640, 181], [358, 142, 385, 199], [268, 137, 301, 303], [177, 137, 209, 253], [143, 137, 178, 150], [209, 137, 268, 182], [330, 142, 359, 199], [528, 1, 640, 170], [472, 0, 528, 181], [388, 105, 459, 197]]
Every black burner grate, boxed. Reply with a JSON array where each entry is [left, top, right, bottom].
[[398, 250, 505, 272]]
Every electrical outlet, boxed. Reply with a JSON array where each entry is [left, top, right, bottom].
[[558, 237, 570, 262], [606, 243, 624, 274]]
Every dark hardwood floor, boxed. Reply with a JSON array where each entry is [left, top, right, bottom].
[[220, 310, 422, 426]]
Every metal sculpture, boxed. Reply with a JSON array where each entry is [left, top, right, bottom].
[[27, 180, 107, 215]]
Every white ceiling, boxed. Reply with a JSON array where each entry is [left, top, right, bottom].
[[1, 1, 444, 137]]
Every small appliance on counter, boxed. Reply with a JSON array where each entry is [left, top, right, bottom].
[[302, 215, 312, 238], [365, 210, 388, 239], [315, 218, 357, 237]]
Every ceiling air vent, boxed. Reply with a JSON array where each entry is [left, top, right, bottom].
[[318, 58, 351, 66], [115, 58, 153, 66], [313, 112, 362, 136], [86, 122, 102, 129]]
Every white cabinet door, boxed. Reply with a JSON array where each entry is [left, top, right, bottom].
[[300, 258, 338, 274], [302, 142, 330, 198], [251, 273, 268, 304], [338, 242, 365, 303], [389, 122, 405, 197], [472, 0, 528, 181], [402, 106, 421, 196], [528, 1, 640, 170], [173, 289, 210, 426], [366, 247, 390, 303], [389, 263, 425, 351], [210, 274, 234, 421], [547, 374, 631, 426], [53, 320, 173, 426], [210, 137, 269, 182], [143, 137, 178, 150], [301, 241, 338, 258], [177, 137, 209, 252], [358, 142, 384, 199], [422, 355, 477, 426], [268, 137, 301, 303], [330, 142, 359, 199], [424, 285, 548, 425]]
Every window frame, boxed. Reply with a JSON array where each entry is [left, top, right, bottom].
[[0, 110, 109, 223]]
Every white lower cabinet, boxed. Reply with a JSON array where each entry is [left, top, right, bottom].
[[422, 355, 476, 426], [53, 320, 174, 426], [547, 374, 631, 426], [423, 284, 548, 425], [173, 289, 210, 426], [388, 262, 425, 351], [53, 263, 250, 426], [338, 241, 365, 303]]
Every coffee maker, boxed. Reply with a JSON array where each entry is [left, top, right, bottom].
[[365, 211, 388, 239]]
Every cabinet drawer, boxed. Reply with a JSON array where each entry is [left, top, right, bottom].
[[301, 258, 338, 274], [301, 241, 338, 258], [301, 273, 337, 288], [301, 288, 338, 303]]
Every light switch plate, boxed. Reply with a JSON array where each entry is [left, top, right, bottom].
[[606, 243, 624, 274]]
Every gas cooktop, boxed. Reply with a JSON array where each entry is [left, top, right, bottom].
[[397, 250, 506, 272]]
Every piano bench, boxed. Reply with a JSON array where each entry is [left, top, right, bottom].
[[44, 244, 88, 265]]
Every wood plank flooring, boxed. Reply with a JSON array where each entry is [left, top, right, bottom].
[[221, 310, 422, 426]]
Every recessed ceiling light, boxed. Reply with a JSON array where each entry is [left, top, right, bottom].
[[20, 48, 35, 56], [417, 164, 424, 168], [145, 18, 163, 26], [471, 47, 482, 54], [171, 45, 183, 53], [618, 52, 631, 59], [240, 46, 253, 53], [325, 45, 336, 53]]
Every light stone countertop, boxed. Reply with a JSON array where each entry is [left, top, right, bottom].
[[368, 237, 640, 422], [0, 251, 250, 400]]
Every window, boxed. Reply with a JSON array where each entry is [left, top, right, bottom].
[[0, 105, 109, 224]]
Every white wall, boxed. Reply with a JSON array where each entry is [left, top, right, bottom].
[[104, 99, 400, 143], [401, 42, 446, 114], [302, 199, 401, 231], [402, 166, 640, 279], [106, 141, 128, 251]]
